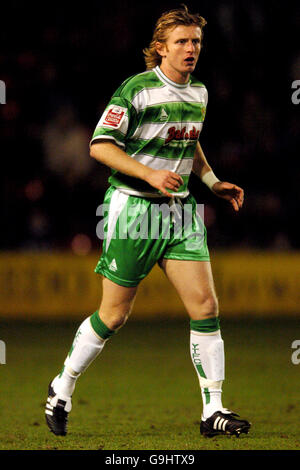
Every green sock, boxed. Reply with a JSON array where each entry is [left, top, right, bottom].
[[90, 310, 115, 340]]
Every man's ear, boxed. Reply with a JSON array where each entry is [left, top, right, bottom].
[[155, 41, 166, 58]]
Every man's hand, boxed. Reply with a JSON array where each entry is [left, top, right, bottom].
[[212, 181, 244, 212], [90, 143, 184, 197], [145, 169, 184, 198]]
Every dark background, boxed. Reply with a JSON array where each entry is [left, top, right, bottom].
[[1, 0, 299, 252]]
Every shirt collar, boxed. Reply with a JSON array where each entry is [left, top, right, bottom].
[[154, 66, 190, 89]]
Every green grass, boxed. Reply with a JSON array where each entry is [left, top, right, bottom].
[[0, 317, 299, 450]]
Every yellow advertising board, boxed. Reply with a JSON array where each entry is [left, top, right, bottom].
[[0, 251, 299, 319]]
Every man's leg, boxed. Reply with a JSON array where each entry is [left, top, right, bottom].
[[160, 259, 224, 415], [45, 277, 137, 435], [160, 258, 250, 437]]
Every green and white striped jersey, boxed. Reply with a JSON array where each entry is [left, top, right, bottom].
[[91, 65, 208, 197]]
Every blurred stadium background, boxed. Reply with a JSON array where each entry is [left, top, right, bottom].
[[0, 0, 300, 451], [0, 0, 299, 320]]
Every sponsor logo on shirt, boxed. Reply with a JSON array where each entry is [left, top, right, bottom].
[[103, 105, 126, 128], [165, 126, 200, 144]]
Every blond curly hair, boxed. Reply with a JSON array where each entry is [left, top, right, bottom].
[[143, 4, 207, 70]]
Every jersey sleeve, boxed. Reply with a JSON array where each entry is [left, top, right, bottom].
[[203, 87, 208, 107], [90, 96, 135, 149]]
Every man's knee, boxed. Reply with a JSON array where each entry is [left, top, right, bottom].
[[99, 279, 137, 330], [196, 293, 219, 319], [106, 312, 129, 330], [205, 293, 219, 316], [98, 305, 131, 331]]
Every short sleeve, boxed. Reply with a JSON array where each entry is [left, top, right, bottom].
[[90, 96, 133, 149]]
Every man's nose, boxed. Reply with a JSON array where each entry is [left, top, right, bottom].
[[186, 40, 196, 52]]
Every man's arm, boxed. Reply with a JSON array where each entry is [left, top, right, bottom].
[[192, 141, 214, 179], [193, 141, 244, 212], [90, 141, 183, 198]]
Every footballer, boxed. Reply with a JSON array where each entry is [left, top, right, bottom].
[[45, 5, 250, 438]]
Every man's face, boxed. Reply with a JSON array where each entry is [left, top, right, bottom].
[[157, 25, 202, 82]]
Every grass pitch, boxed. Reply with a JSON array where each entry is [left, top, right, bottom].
[[0, 316, 299, 451]]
